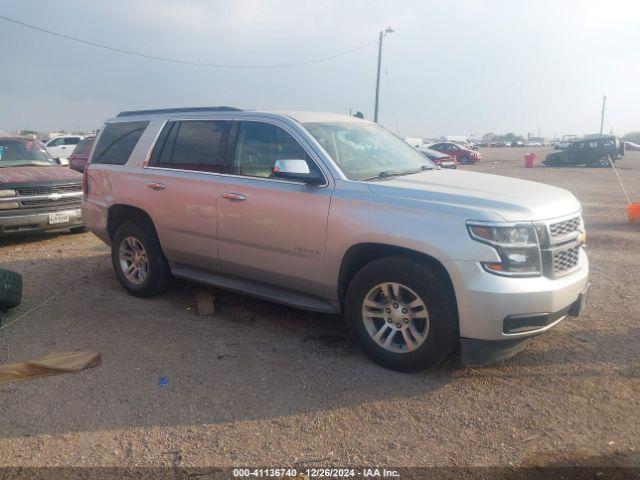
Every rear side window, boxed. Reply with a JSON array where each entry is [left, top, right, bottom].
[[150, 120, 231, 173], [65, 137, 80, 145], [73, 138, 94, 155], [92, 121, 149, 165]]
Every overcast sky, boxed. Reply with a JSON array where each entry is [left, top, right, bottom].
[[0, 0, 638, 138]]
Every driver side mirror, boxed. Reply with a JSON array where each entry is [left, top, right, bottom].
[[272, 159, 323, 185]]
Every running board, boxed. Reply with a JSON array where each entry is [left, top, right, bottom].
[[170, 265, 340, 315]]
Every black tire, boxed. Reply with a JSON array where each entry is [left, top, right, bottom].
[[0, 268, 22, 310], [596, 156, 611, 168], [459, 155, 471, 165], [344, 256, 458, 371], [70, 226, 88, 234], [111, 220, 170, 297]]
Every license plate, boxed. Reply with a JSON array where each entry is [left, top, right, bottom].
[[49, 212, 70, 224]]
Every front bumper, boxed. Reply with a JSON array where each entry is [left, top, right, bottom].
[[460, 284, 588, 365], [444, 249, 589, 362], [0, 208, 83, 235]]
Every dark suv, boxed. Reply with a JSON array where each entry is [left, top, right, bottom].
[[544, 136, 624, 167]]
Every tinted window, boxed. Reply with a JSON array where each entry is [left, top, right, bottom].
[[151, 121, 230, 173], [48, 138, 64, 147], [233, 122, 313, 178], [73, 137, 95, 155], [92, 121, 148, 165], [65, 137, 80, 145]]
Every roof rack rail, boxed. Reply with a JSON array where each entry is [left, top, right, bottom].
[[117, 106, 242, 117]]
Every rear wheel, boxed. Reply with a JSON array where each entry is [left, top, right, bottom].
[[111, 221, 170, 297], [345, 256, 458, 371]]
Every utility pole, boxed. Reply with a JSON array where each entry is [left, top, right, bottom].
[[374, 27, 394, 123], [600, 95, 606, 135]]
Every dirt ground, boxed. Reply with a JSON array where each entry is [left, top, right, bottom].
[[0, 147, 638, 470]]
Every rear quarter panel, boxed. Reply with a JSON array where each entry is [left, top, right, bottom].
[[83, 119, 165, 243]]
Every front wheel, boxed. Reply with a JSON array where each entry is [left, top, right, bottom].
[[459, 155, 471, 165], [596, 156, 612, 168], [345, 256, 458, 371], [111, 221, 171, 297]]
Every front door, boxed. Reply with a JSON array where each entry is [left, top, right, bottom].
[[141, 120, 232, 270], [217, 120, 332, 296]]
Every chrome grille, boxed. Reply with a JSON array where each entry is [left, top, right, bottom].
[[20, 197, 81, 209], [17, 184, 81, 196], [549, 216, 580, 239], [553, 245, 580, 274]]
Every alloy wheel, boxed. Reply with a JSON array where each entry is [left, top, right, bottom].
[[119, 236, 149, 285], [361, 282, 430, 353]]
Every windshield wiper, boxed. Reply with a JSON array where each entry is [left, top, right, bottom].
[[363, 166, 432, 181]]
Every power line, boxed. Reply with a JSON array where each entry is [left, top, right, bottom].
[[0, 14, 376, 69]]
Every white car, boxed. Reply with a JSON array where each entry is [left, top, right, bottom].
[[526, 141, 543, 147], [44, 136, 84, 164]]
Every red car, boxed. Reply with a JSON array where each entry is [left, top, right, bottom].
[[68, 136, 96, 173], [429, 142, 482, 164]]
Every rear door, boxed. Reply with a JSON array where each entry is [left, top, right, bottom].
[[216, 120, 332, 296], [141, 120, 232, 270]]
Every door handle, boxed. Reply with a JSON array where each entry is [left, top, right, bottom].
[[222, 192, 246, 201], [146, 182, 166, 191]]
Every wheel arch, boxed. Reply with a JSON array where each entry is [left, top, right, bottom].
[[337, 243, 457, 311], [107, 204, 158, 241]]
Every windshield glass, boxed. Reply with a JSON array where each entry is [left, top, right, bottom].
[[304, 122, 435, 181], [0, 139, 56, 167]]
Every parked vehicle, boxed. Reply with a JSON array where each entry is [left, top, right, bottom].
[[0, 137, 84, 235], [490, 141, 507, 148], [622, 141, 640, 151], [510, 140, 525, 147], [83, 108, 589, 371], [417, 146, 457, 169], [543, 136, 624, 167], [68, 136, 96, 173], [429, 142, 482, 164], [526, 141, 543, 147], [44, 135, 84, 163]]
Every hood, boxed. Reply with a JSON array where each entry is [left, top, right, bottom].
[[0, 166, 82, 186], [367, 169, 581, 222]]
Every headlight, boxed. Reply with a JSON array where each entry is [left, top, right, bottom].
[[0, 202, 19, 210], [467, 221, 542, 277], [0, 189, 16, 198]]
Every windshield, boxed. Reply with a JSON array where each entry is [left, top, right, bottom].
[[304, 122, 435, 181], [0, 139, 57, 167]]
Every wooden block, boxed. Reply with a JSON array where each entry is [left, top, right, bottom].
[[196, 291, 216, 316]]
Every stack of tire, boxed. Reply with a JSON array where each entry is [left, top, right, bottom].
[[0, 268, 22, 312]]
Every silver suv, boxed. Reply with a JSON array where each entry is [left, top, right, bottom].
[[83, 107, 589, 370]]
